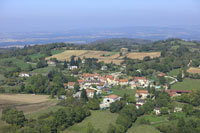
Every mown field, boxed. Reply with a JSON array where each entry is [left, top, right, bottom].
[[46, 50, 161, 65], [171, 78, 200, 90], [0, 94, 57, 119], [187, 67, 200, 74], [63, 110, 118, 133]]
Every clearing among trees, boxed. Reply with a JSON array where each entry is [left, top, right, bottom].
[[46, 50, 161, 65]]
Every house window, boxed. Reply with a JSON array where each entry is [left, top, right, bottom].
[[107, 99, 110, 102]]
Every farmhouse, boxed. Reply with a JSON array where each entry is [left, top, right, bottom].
[[64, 82, 75, 89], [136, 99, 146, 106], [101, 66, 108, 71], [157, 72, 166, 77], [69, 66, 78, 70], [86, 89, 96, 98], [166, 90, 190, 97], [135, 90, 149, 99], [100, 94, 121, 109], [19, 73, 30, 78], [154, 107, 161, 115], [134, 77, 149, 88], [120, 48, 128, 55]]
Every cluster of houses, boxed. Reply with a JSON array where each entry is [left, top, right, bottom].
[[62, 73, 152, 109], [65, 73, 150, 90]]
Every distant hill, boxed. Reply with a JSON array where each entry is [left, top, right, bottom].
[[90, 38, 152, 45]]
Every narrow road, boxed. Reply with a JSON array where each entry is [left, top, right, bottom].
[[164, 76, 178, 90]]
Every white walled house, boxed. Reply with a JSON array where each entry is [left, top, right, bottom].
[[19, 73, 30, 78], [69, 66, 78, 70], [154, 108, 161, 115], [100, 95, 121, 109]]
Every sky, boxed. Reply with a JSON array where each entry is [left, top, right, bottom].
[[0, 0, 200, 32]]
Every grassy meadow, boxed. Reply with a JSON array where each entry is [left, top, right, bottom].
[[171, 78, 200, 90], [63, 110, 118, 133]]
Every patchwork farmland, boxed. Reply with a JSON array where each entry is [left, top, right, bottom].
[[46, 50, 161, 65]]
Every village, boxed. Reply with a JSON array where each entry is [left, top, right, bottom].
[[56, 68, 190, 114]]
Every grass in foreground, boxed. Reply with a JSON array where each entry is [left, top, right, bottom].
[[63, 110, 118, 133], [171, 78, 200, 90]]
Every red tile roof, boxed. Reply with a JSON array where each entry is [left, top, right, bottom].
[[106, 94, 119, 100], [68, 82, 75, 86], [119, 79, 129, 82], [86, 89, 95, 93], [78, 80, 84, 83], [136, 90, 148, 94], [158, 72, 166, 77], [106, 75, 114, 80], [134, 77, 147, 81], [166, 90, 190, 93], [82, 73, 99, 77]]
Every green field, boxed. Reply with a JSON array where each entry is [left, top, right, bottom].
[[128, 125, 160, 133], [168, 69, 180, 77], [136, 115, 168, 124], [171, 78, 200, 90], [110, 89, 136, 97], [63, 110, 118, 133], [26, 105, 64, 119], [171, 45, 180, 50], [0, 74, 5, 80], [51, 49, 65, 55], [32, 66, 56, 74], [0, 57, 32, 71], [29, 53, 45, 60]]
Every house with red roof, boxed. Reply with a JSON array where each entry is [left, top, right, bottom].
[[63, 82, 75, 89], [119, 79, 129, 86], [86, 89, 96, 98], [135, 90, 149, 99], [157, 72, 166, 77], [100, 94, 121, 109], [82, 73, 100, 80], [134, 77, 149, 88]]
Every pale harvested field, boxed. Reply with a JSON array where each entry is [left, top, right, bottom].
[[46, 50, 88, 61], [187, 67, 200, 74], [0, 94, 49, 104], [126, 52, 161, 60], [98, 59, 123, 65], [46, 50, 161, 65], [0, 94, 56, 118]]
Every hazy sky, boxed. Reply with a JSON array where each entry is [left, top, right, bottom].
[[0, 0, 200, 32]]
